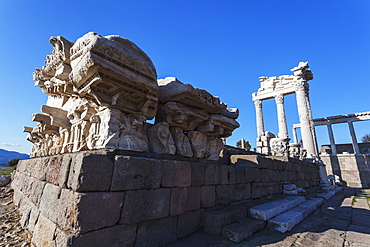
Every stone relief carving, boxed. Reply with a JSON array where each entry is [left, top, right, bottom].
[[25, 33, 239, 160]]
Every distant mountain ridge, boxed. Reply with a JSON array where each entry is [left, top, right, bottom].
[[0, 149, 30, 164]]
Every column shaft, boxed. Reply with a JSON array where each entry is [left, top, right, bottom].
[[326, 123, 337, 155], [348, 121, 360, 153], [275, 94, 289, 139], [295, 81, 319, 158], [254, 99, 265, 137], [292, 127, 298, 144]]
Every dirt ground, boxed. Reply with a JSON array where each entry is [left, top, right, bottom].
[[0, 185, 31, 247]]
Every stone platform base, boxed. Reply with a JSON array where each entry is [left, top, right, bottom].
[[12, 151, 321, 247]]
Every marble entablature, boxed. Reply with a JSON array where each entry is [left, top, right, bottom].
[[25, 33, 239, 160]]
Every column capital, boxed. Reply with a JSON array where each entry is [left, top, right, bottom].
[[253, 99, 262, 108], [294, 80, 309, 92], [275, 94, 284, 104]]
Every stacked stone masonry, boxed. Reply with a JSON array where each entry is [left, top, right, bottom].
[[12, 152, 321, 247]]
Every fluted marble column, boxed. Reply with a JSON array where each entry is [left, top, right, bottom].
[[254, 99, 265, 137], [275, 94, 288, 139], [348, 121, 360, 153], [326, 123, 337, 155], [294, 80, 319, 158]]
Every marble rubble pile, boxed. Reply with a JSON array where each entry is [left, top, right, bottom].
[[25, 32, 239, 160]]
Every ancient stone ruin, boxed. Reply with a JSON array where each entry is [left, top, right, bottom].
[[12, 33, 325, 246], [25, 32, 239, 161]]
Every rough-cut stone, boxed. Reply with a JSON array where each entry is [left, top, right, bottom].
[[111, 156, 162, 190], [45, 155, 63, 185], [185, 187, 201, 211], [135, 216, 178, 247], [204, 164, 220, 185], [170, 187, 188, 215], [67, 153, 114, 192], [0, 175, 11, 186], [71, 224, 137, 247], [77, 191, 125, 234], [202, 205, 248, 235], [200, 186, 216, 208], [120, 189, 171, 224], [191, 162, 205, 186], [162, 160, 191, 187], [178, 210, 201, 238], [222, 217, 266, 242], [31, 213, 57, 247]]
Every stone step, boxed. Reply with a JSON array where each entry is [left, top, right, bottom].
[[249, 196, 305, 221], [221, 217, 266, 243], [202, 204, 248, 235], [268, 198, 323, 233], [316, 187, 342, 200]]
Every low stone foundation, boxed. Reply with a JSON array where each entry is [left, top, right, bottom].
[[322, 154, 370, 188], [12, 152, 321, 247]]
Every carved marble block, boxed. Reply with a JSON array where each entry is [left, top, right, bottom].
[[25, 33, 240, 160]]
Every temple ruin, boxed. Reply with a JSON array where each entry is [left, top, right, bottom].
[[12, 33, 336, 246]]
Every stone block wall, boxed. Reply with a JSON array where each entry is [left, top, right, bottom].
[[12, 152, 321, 247], [322, 154, 370, 188]]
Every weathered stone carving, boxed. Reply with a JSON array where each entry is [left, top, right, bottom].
[[147, 122, 176, 155], [270, 138, 289, 156], [26, 33, 239, 160]]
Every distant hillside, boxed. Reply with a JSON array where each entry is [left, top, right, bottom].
[[0, 149, 30, 164]]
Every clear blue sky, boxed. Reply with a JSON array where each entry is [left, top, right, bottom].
[[0, 1, 369, 154]]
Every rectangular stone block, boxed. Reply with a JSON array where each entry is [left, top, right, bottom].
[[204, 164, 220, 185], [71, 223, 137, 247], [235, 166, 246, 184], [186, 187, 201, 211], [249, 196, 305, 221], [200, 186, 215, 208], [31, 213, 57, 247], [111, 156, 162, 191], [216, 184, 234, 205], [31, 157, 51, 181], [170, 187, 188, 215], [261, 169, 269, 183], [202, 205, 248, 235], [219, 165, 236, 185], [178, 210, 201, 238], [222, 217, 266, 242], [191, 162, 205, 186], [45, 155, 63, 186], [59, 154, 73, 188], [135, 216, 177, 247], [251, 183, 262, 199], [77, 191, 125, 234], [162, 160, 191, 187], [67, 153, 114, 192], [120, 189, 171, 224]]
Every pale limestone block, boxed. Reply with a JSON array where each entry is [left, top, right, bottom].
[[147, 122, 176, 155], [197, 114, 240, 138], [170, 127, 193, 157]]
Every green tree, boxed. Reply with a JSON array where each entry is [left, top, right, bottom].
[[7, 158, 19, 167], [362, 133, 370, 143], [236, 139, 251, 150]]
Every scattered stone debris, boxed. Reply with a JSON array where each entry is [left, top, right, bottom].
[[0, 184, 31, 246]]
